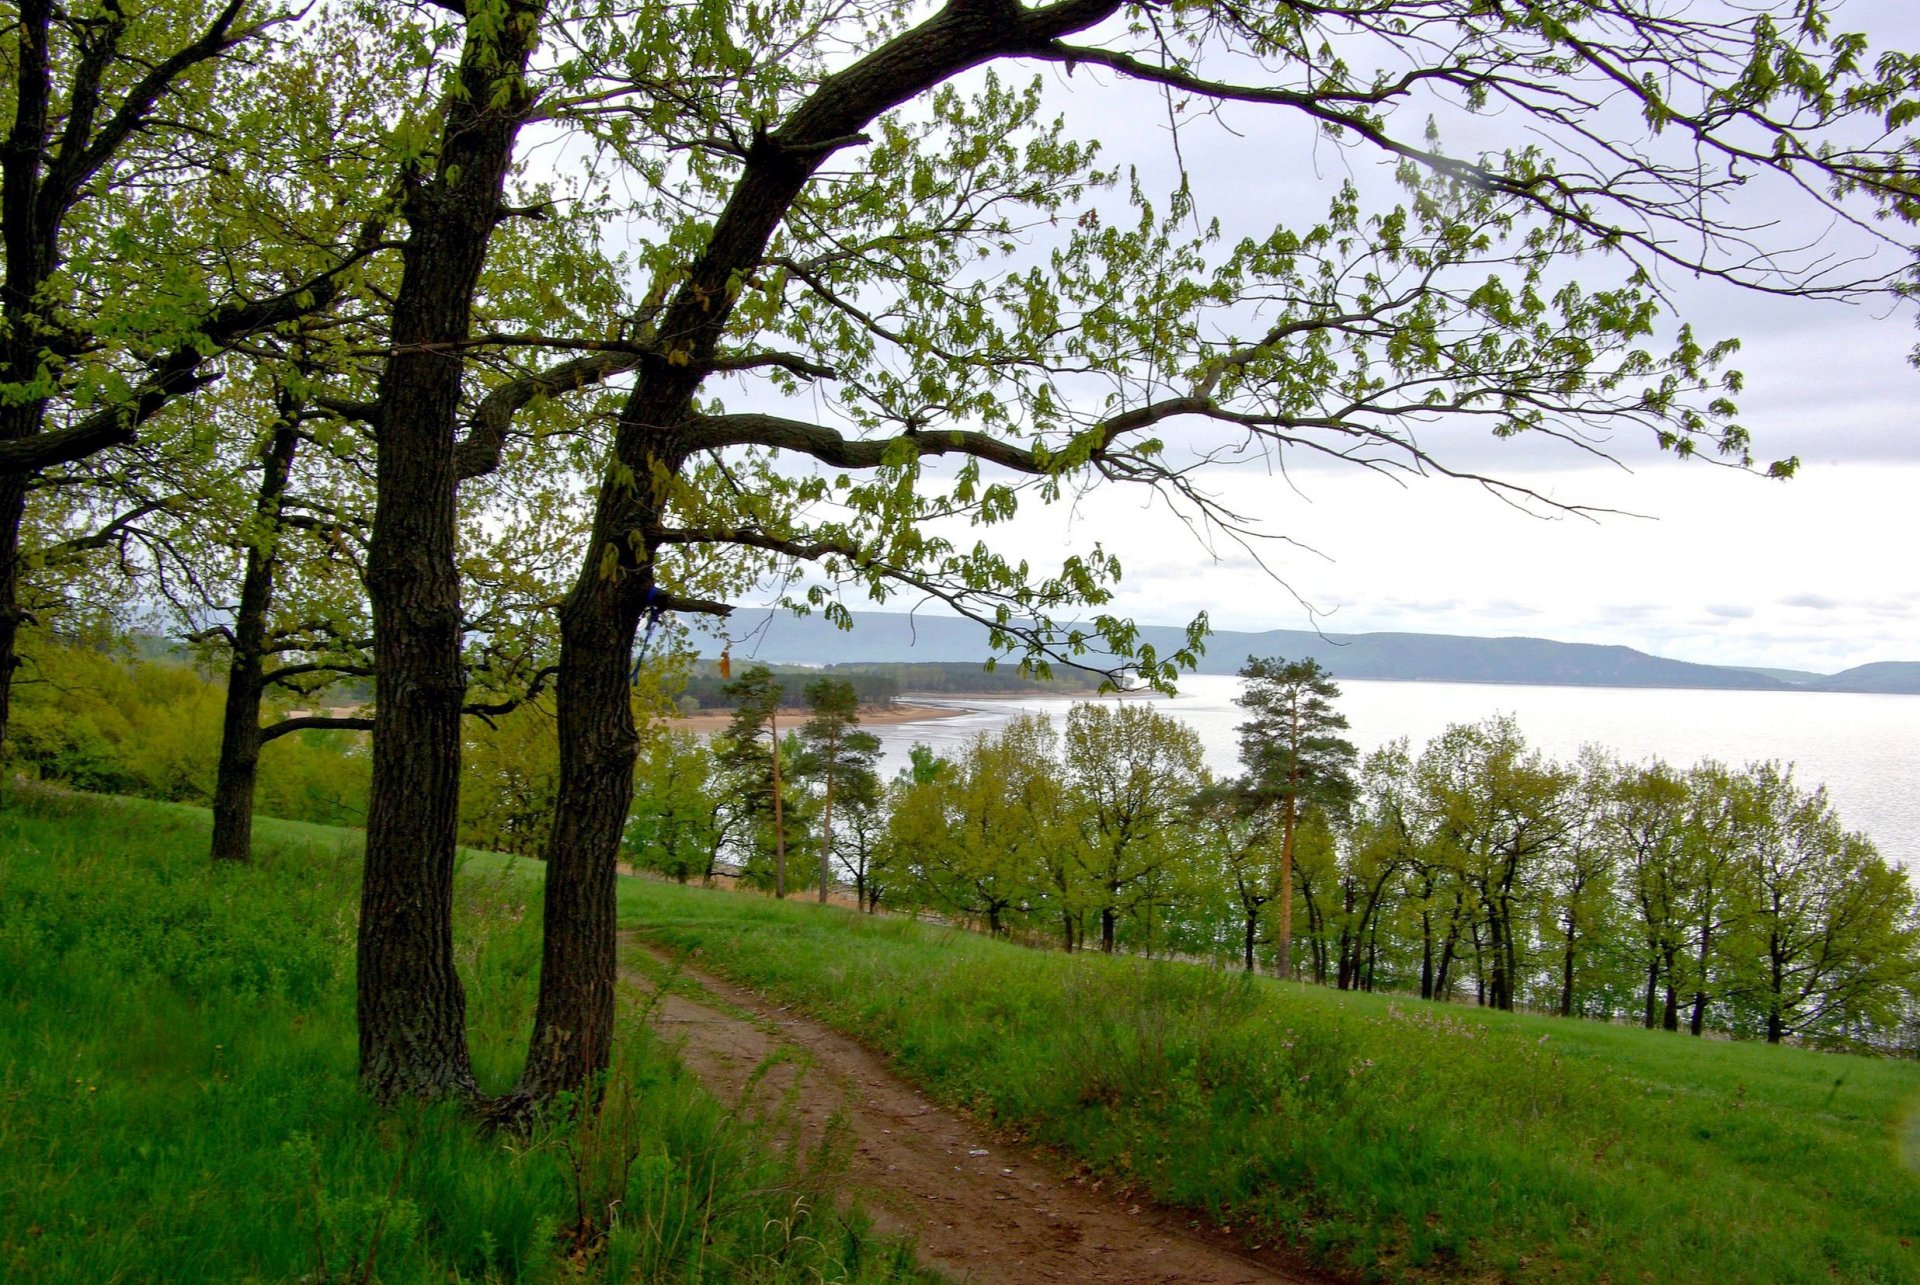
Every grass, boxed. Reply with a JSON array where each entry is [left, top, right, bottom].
[[0, 785, 934, 1284], [623, 878, 1920, 1284]]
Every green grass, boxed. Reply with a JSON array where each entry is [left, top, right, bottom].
[[0, 786, 934, 1284], [624, 878, 1920, 1284]]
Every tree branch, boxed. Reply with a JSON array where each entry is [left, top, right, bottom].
[[261, 714, 373, 743]]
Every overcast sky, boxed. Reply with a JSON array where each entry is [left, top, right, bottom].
[[647, 0, 1918, 675], [863, 0, 1920, 675]]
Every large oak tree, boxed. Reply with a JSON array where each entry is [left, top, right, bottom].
[[315, 0, 1920, 1100]]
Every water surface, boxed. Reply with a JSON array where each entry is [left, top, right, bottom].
[[873, 675, 1920, 865]]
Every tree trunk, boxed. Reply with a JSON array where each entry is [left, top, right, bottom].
[[1766, 936, 1785, 1044], [1276, 795, 1297, 980], [210, 414, 299, 864], [357, 2, 541, 1105], [1485, 914, 1508, 1010], [1559, 931, 1577, 1018], [0, 473, 28, 751], [770, 707, 787, 897], [1642, 950, 1660, 1029], [817, 769, 835, 903], [1101, 903, 1116, 953], [1365, 916, 1380, 992], [1662, 955, 1681, 1032], [1689, 930, 1711, 1036], [518, 579, 641, 1099], [1243, 906, 1258, 972], [1419, 907, 1435, 1000]]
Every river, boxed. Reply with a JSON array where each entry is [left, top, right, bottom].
[[870, 676, 1920, 866]]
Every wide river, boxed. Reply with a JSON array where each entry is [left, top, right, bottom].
[[870, 676, 1920, 867]]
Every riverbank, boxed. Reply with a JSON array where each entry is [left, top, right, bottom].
[[663, 699, 975, 735]]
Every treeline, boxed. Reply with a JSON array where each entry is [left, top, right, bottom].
[[675, 664, 901, 712], [625, 667, 1920, 1054], [826, 661, 1102, 696], [669, 658, 1099, 711]]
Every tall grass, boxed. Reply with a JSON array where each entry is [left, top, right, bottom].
[[627, 879, 1920, 1283], [0, 786, 931, 1283]]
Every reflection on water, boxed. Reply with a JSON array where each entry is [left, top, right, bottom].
[[869, 676, 1920, 866]]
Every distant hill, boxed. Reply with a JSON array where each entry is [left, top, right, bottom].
[[709, 610, 1917, 694], [1810, 662, 1920, 695]]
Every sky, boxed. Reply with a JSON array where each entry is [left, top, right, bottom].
[[826, 0, 1920, 676], [574, 0, 1919, 676]]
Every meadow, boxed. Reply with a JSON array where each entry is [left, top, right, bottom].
[[0, 785, 929, 1284], [8, 783, 1918, 1283], [629, 879, 1920, 1284]]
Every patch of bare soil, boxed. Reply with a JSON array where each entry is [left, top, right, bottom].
[[626, 941, 1328, 1284]]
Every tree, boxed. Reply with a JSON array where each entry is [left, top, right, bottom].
[[711, 663, 792, 894], [833, 771, 890, 912], [1675, 760, 1753, 1036], [0, 1, 378, 755], [1544, 747, 1622, 1018], [1065, 702, 1209, 953], [1334, 743, 1422, 991], [1234, 657, 1358, 979], [795, 677, 881, 903], [626, 730, 731, 883], [1193, 787, 1282, 971], [317, 0, 1920, 1101], [1416, 717, 1573, 1011], [1719, 764, 1919, 1045], [355, 0, 548, 1106], [1602, 758, 1693, 1029]]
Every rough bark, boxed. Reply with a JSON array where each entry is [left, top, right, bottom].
[[517, 578, 644, 1098], [519, 0, 1132, 1099], [357, 1, 542, 1104], [209, 414, 300, 864], [0, 475, 27, 746], [0, 1, 56, 751]]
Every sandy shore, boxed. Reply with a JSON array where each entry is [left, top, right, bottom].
[[663, 700, 972, 734]]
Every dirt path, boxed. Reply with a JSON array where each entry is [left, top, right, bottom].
[[626, 941, 1326, 1285]]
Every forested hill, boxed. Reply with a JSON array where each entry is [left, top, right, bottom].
[[712, 612, 1920, 693]]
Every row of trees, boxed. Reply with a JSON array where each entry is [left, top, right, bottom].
[[6, 0, 1918, 1106], [627, 664, 1919, 1050]]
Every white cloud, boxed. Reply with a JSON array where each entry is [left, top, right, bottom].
[[943, 455, 1920, 672]]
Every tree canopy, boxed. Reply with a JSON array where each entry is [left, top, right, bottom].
[[3, 0, 1917, 1105]]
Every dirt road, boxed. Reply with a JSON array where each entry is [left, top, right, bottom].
[[628, 943, 1325, 1284]]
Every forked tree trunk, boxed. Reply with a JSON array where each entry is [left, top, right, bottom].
[[358, 1, 541, 1104]]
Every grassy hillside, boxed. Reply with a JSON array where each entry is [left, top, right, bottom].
[[626, 880, 1920, 1284], [13, 785, 1914, 1282], [0, 787, 929, 1284]]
